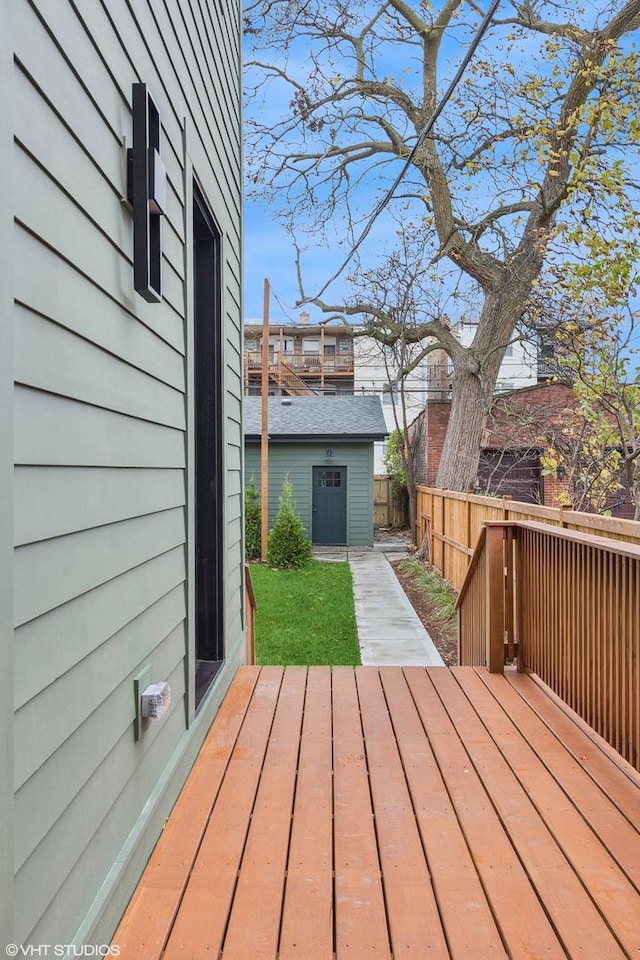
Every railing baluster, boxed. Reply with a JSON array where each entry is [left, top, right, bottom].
[[459, 519, 640, 771]]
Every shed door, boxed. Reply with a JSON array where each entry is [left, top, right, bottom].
[[312, 467, 347, 545]]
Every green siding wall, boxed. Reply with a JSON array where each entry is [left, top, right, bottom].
[[8, 0, 244, 948], [245, 442, 375, 546], [0, 5, 15, 950]]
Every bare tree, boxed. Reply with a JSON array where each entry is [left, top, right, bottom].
[[244, 0, 640, 490], [343, 225, 447, 533], [379, 343, 426, 535]]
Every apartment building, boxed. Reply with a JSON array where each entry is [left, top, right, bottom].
[[244, 318, 355, 396]]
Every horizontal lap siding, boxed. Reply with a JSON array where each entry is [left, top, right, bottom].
[[12, 0, 242, 947], [244, 442, 375, 546], [22, 657, 188, 947], [15, 610, 187, 863], [14, 466, 185, 545], [0, 7, 13, 949], [348, 444, 375, 545]]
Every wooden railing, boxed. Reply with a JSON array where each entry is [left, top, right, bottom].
[[457, 527, 487, 667], [245, 564, 257, 665], [457, 520, 640, 771], [276, 360, 317, 396], [245, 351, 354, 375], [457, 523, 517, 670], [416, 485, 640, 593]]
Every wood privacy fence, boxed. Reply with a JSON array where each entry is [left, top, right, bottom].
[[416, 485, 640, 593], [457, 521, 640, 772], [374, 475, 408, 528]]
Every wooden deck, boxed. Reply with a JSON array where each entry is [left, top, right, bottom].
[[113, 666, 640, 959]]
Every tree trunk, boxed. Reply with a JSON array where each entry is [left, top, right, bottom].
[[434, 279, 534, 491], [631, 475, 640, 522], [621, 456, 640, 521], [434, 366, 490, 491]]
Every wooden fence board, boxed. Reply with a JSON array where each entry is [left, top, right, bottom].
[[417, 485, 640, 592]]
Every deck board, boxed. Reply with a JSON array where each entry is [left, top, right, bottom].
[[221, 667, 306, 960], [405, 667, 565, 959], [114, 666, 640, 960], [379, 667, 506, 960], [506, 669, 640, 823], [163, 666, 284, 959], [279, 667, 333, 960], [429, 668, 624, 959], [357, 667, 449, 959], [113, 665, 260, 960], [478, 669, 640, 891], [332, 666, 391, 959], [453, 668, 637, 956]]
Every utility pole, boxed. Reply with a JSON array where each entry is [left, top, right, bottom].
[[261, 279, 270, 561]]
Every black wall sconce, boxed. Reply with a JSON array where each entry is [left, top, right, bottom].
[[127, 83, 166, 302], [557, 465, 566, 480]]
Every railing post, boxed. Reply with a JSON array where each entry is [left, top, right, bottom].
[[559, 505, 573, 528], [245, 564, 256, 665], [504, 525, 515, 662], [486, 524, 506, 673]]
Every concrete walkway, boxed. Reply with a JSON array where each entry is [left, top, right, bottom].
[[313, 546, 445, 666]]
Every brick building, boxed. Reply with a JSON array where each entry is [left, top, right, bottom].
[[411, 383, 634, 515]]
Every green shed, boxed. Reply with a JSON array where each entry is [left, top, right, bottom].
[[244, 396, 387, 547]]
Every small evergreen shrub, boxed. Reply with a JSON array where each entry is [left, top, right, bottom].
[[245, 478, 261, 560], [267, 474, 312, 569]]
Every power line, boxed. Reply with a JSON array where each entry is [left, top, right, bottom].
[[303, 0, 501, 305], [271, 286, 301, 323]]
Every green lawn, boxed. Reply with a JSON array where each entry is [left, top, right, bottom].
[[249, 559, 360, 665]]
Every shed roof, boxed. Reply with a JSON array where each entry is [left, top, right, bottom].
[[243, 396, 388, 441]]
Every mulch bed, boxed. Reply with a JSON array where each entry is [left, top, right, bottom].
[[391, 559, 459, 666]]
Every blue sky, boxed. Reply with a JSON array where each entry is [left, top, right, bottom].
[[243, 197, 402, 325], [243, 206, 339, 324]]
